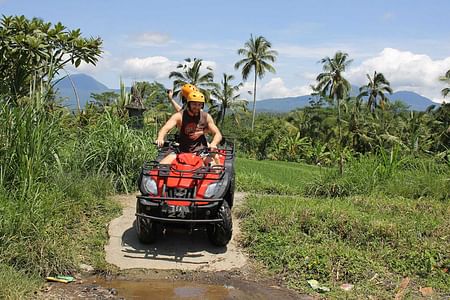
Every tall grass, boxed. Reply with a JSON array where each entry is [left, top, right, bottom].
[[78, 111, 156, 193], [0, 94, 63, 194], [0, 85, 152, 297]]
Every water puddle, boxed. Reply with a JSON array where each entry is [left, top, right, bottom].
[[80, 277, 267, 299], [44, 275, 304, 299]]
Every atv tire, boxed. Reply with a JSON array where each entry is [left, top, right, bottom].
[[136, 216, 157, 244], [207, 201, 232, 246]]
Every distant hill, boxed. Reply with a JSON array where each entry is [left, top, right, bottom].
[[54, 74, 111, 109], [55, 73, 439, 112], [254, 86, 439, 113], [389, 91, 438, 111]]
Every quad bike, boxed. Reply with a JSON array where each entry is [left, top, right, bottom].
[[135, 137, 235, 246]]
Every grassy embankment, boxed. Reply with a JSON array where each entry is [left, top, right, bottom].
[[236, 156, 450, 299], [0, 95, 155, 299]]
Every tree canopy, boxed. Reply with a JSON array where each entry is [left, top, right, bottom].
[[0, 15, 102, 102]]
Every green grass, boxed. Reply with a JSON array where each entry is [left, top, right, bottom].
[[0, 174, 121, 298], [238, 194, 450, 298], [0, 264, 40, 300], [236, 158, 450, 298], [0, 96, 138, 297], [236, 157, 324, 195], [304, 155, 450, 199]]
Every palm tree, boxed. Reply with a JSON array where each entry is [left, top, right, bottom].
[[440, 69, 450, 98], [358, 71, 393, 112], [358, 71, 393, 134], [315, 51, 352, 174], [234, 35, 277, 131], [210, 73, 247, 126], [169, 58, 216, 104]]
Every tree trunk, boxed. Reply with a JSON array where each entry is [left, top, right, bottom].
[[66, 72, 81, 114], [251, 71, 257, 131], [221, 105, 226, 127], [337, 97, 344, 175]]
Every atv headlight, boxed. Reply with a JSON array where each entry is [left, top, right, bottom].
[[204, 182, 219, 198], [140, 176, 157, 195]]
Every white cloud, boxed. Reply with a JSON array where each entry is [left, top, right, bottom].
[[63, 51, 114, 78], [240, 77, 312, 100], [347, 48, 450, 103], [122, 56, 178, 80], [133, 32, 171, 46]]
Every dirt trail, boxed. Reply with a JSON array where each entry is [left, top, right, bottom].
[[104, 192, 248, 271]]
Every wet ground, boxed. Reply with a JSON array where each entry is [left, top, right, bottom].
[[40, 271, 309, 299], [39, 192, 313, 299]]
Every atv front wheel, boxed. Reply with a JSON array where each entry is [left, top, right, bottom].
[[136, 216, 157, 244], [207, 201, 232, 246]]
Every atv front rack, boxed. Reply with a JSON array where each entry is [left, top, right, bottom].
[[143, 162, 226, 180], [137, 195, 223, 203]]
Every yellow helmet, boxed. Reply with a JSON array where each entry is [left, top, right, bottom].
[[186, 91, 205, 103], [181, 84, 198, 99]]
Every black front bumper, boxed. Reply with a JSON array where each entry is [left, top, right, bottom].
[[136, 195, 224, 224]]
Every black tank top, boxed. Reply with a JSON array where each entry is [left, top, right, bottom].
[[179, 110, 208, 153]]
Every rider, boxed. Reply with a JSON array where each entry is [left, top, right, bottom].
[[156, 90, 222, 165], [167, 83, 197, 112]]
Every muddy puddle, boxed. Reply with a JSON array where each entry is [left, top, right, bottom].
[[42, 274, 307, 299], [94, 278, 249, 299]]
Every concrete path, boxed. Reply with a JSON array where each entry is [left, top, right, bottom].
[[105, 192, 248, 271]]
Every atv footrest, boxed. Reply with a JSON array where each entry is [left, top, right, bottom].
[[135, 213, 223, 224]]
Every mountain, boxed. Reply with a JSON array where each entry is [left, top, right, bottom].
[[54, 74, 110, 109], [389, 91, 438, 111], [254, 87, 439, 113]]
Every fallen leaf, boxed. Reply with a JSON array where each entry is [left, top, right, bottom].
[[340, 283, 354, 291], [394, 277, 410, 300], [307, 279, 320, 290], [419, 287, 433, 297], [307, 279, 330, 293]]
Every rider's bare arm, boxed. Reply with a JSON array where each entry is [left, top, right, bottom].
[[156, 112, 182, 147], [206, 114, 222, 148], [167, 89, 182, 112]]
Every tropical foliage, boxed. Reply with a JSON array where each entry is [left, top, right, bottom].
[[440, 69, 450, 97], [314, 51, 352, 173], [1, 13, 449, 298], [358, 70, 393, 112], [0, 15, 102, 103], [210, 73, 247, 126]]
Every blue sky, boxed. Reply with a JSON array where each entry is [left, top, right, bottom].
[[2, 0, 450, 102]]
